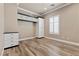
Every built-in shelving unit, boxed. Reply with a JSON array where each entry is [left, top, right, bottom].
[[17, 8, 44, 38], [17, 13, 38, 23], [17, 14, 44, 38]]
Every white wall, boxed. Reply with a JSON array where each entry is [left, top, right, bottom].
[[18, 21, 36, 40], [44, 4, 79, 43], [4, 3, 18, 32], [0, 3, 4, 55]]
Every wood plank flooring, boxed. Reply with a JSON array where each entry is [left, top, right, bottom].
[[3, 38, 79, 56]]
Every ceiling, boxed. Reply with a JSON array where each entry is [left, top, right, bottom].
[[18, 3, 71, 17], [19, 3, 63, 14]]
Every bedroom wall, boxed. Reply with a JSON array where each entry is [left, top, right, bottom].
[[0, 3, 4, 55], [18, 21, 36, 39], [44, 4, 79, 43], [4, 3, 36, 40], [4, 3, 18, 32]]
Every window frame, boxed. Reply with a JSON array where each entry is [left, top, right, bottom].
[[49, 15, 59, 34]]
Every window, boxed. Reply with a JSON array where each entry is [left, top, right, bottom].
[[49, 15, 59, 34]]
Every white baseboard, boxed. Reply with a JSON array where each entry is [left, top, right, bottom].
[[19, 37, 36, 41], [45, 36, 79, 47]]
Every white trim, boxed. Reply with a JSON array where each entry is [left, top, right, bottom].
[[42, 3, 72, 16], [19, 37, 36, 41], [45, 36, 79, 47], [18, 7, 41, 16]]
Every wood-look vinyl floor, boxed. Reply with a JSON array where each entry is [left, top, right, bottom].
[[3, 38, 79, 56]]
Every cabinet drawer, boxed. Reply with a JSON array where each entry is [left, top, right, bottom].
[[4, 34, 12, 40], [10, 34, 19, 39], [4, 33, 19, 48], [4, 40, 11, 48], [11, 42, 18, 46]]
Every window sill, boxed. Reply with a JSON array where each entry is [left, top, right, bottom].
[[49, 33, 59, 35]]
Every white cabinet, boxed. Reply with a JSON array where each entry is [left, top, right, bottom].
[[36, 18, 44, 38], [4, 32, 19, 48]]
